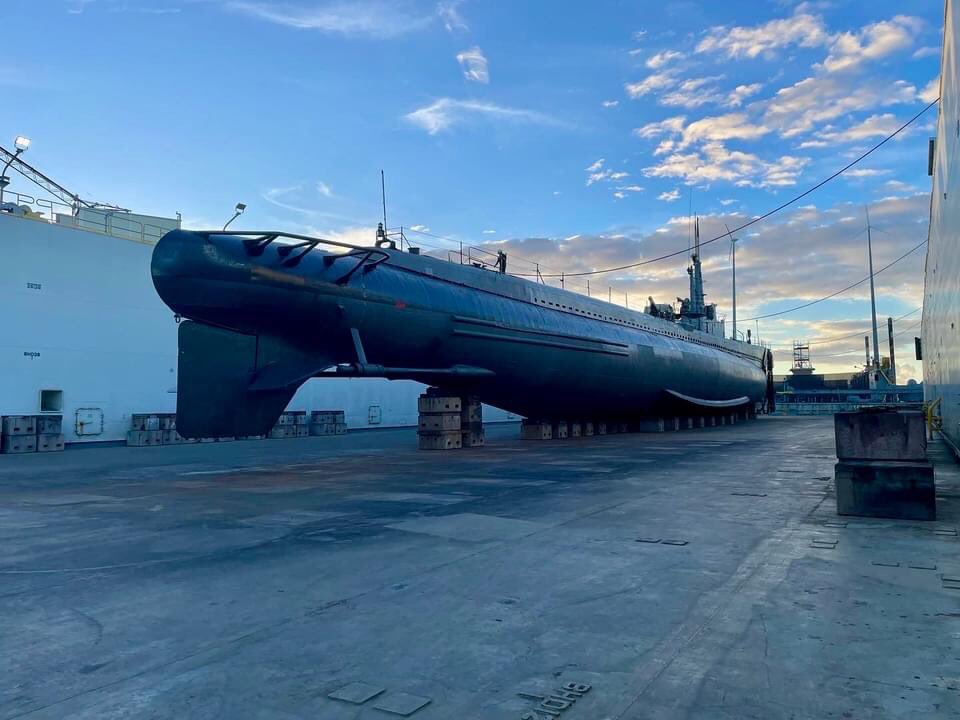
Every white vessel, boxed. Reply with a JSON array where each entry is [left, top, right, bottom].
[[0, 157, 516, 444]]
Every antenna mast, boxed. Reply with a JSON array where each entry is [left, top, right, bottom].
[[865, 205, 880, 376]]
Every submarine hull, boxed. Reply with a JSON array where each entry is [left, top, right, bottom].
[[151, 229, 771, 438]]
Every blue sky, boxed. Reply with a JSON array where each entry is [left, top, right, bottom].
[[3, 0, 945, 377]]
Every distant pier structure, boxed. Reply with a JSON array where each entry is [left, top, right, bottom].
[[775, 322, 922, 415]]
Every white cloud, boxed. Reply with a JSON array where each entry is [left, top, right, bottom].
[[316, 181, 333, 197], [680, 113, 771, 146], [410, 224, 430, 232], [613, 191, 627, 199], [659, 76, 726, 108], [456, 46, 489, 84], [633, 115, 687, 139], [601, 99, 619, 108], [644, 141, 808, 187], [625, 71, 676, 98], [226, 1, 434, 38], [404, 98, 559, 134], [884, 179, 917, 193], [66, 0, 95, 14], [764, 76, 918, 137], [920, 76, 940, 103], [719, 198, 737, 206], [811, 113, 905, 144], [437, 0, 468, 31], [633, 30, 647, 42], [821, 15, 922, 73], [617, 185, 644, 193], [727, 83, 763, 107], [653, 139, 676, 156], [646, 50, 685, 69], [658, 189, 681, 202], [913, 46, 939, 59], [844, 168, 889, 178], [482, 229, 496, 234], [585, 158, 629, 186], [696, 10, 830, 59]]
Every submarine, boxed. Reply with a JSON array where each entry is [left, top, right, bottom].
[[151, 223, 775, 439]]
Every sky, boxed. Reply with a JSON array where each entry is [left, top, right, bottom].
[[3, 0, 945, 380]]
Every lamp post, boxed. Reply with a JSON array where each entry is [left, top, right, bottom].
[[0, 135, 31, 207], [223, 202, 246, 230]]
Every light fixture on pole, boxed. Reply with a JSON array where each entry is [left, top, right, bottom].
[[223, 202, 246, 230], [0, 135, 32, 206]]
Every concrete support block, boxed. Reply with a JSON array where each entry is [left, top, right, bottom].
[[418, 432, 462, 450], [708, 416, 717, 427], [835, 460, 935, 521], [418, 395, 461, 414], [569, 422, 582, 438], [719, 416, 727, 426], [638, 419, 665, 433], [418, 413, 461, 433], [596, 422, 607, 435], [127, 430, 161, 447], [37, 433, 65, 452], [521, 420, 552, 440], [1, 434, 37, 453], [36, 415, 63, 434], [3, 416, 37, 435], [552, 421, 569, 439], [697, 417, 706, 428], [583, 422, 594, 437], [835, 410, 927, 461], [728, 414, 737, 425], [618, 422, 629, 434], [461, 430, 485, 447], [310, 422, 347, 436]]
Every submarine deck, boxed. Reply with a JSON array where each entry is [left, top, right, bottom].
[[1, 416, 959, 719]]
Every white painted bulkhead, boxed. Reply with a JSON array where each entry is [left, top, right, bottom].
[[1, 213, 515, 443]]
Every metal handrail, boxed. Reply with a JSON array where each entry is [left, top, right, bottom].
[[925, 397, 943, 440], [2, 189, 173, 245], [202, 229, 384, 254]]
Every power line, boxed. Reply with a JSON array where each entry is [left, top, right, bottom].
[[739, 238, 927, 322], [806, 307, 920, 346], [812, 319, 922, 359], [515, 97, 939, 279]]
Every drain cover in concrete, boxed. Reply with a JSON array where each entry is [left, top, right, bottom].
[[24, 494, 116, 506], [348, 492, 471, 505], [387, 513, 545, 542], [328, 681, 385, 704], [373, 692, 432, 716], [241, 510, 346, 527]]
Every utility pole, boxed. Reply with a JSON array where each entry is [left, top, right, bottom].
[[865, 206, 881, 374], [726, 223, 738, 341]]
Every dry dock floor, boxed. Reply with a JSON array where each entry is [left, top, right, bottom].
[[1, 416, 959, 719]]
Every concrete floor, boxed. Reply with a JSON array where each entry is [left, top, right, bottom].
[[1, 417, 958, 720]]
